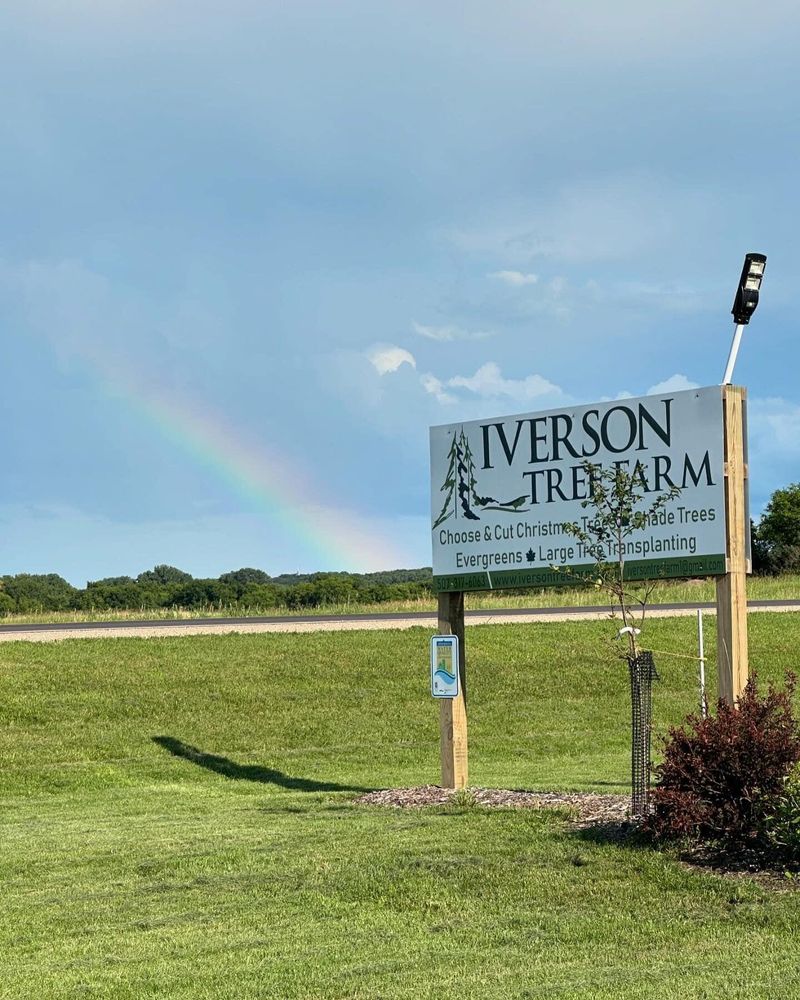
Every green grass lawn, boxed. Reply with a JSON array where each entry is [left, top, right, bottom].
[[2, 616, 800, 998]]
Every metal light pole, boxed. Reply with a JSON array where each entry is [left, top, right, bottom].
[[722, 252, 767, 384], [722, 323, 746, 386]]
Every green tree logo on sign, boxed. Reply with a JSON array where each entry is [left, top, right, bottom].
[[433, 427, 530, 528]]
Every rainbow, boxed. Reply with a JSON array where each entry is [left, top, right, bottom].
[[85, 359, 407, 571]]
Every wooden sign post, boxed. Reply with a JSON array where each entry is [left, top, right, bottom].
[[716, 385, 750, 704], [438, 591, 468, 788]]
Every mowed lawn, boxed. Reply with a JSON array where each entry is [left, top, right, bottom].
[[2, 616, 800, 999]]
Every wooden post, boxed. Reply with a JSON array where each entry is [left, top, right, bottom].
[[716, 385, 749, 704], [438, 591, 468, 788]]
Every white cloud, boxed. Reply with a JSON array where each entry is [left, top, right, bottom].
[[421, 361, 566, 407], [647, 374, 700, 394], [600, 391, 634, 401], [602, 374, 698, 402], [412, 321, 494, 342], [488, 270, 539, 287], [420, 373, 457, 405], [448, 363, 564, 403], [367, 345, 416, 375]]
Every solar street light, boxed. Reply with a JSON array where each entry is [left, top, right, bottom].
[[722, 252, 767, 384]]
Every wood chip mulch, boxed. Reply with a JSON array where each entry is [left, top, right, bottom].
[[355, 786, 631, 828]]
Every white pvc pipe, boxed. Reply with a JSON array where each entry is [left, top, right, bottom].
[[697, 608, 707, 718], [722, 323, 745, 384]]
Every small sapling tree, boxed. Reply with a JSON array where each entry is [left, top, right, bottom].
[[561, 460, 681, 815], [561, 460, 681, 659]]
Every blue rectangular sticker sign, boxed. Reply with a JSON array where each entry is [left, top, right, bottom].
[[431, 635, 459, 698]]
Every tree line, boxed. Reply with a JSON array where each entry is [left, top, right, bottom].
[[752, 483, 800, 575], [1, 483, 798, 615], [0, 565, 434, 614]]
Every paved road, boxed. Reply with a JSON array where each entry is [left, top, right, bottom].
[[0, 599, 798, 642]]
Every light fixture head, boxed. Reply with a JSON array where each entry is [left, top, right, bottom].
[[732, 252, 767, 325]]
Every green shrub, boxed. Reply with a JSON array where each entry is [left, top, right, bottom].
[[762, 767, 800, 865]]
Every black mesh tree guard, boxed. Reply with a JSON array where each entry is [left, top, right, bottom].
[[628, 651, 658, 818]]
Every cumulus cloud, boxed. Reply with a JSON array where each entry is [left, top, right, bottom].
[[448, 363, 564, 403], [420, 373, 457, 405], [647, 374, 700, 394], [488, 270, 539, 287], [412, 321, 494, 342], [367, 345, 416, 375], [417, 364, 705, 413], [421, 361, 566, 407]]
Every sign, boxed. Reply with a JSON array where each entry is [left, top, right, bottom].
[[431, 635, 459, 698], [430, 385, 730, 592]]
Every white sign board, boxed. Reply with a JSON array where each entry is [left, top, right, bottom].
[[431, 635, 459, 698], [430, 386, 731, 592]]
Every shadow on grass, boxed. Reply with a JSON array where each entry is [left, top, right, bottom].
[[570, 818, 655, 852], [152, 736, 370, 793]]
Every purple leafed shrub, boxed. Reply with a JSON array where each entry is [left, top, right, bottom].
[[648, 674, 800, 853]]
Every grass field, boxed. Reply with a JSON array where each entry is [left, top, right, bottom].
[[2, 615, 800, 998], [3, 572, 800, 627]]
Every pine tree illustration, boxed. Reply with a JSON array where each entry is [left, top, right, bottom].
[[456, 430, 480, 520], [462, 431, 497, 509], [432, 434, 459, 528]]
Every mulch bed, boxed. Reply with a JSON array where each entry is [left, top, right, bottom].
[[355, 786, 631, 828]]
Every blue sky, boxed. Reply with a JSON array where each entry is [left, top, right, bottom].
[[2, 1, 799, 585]]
